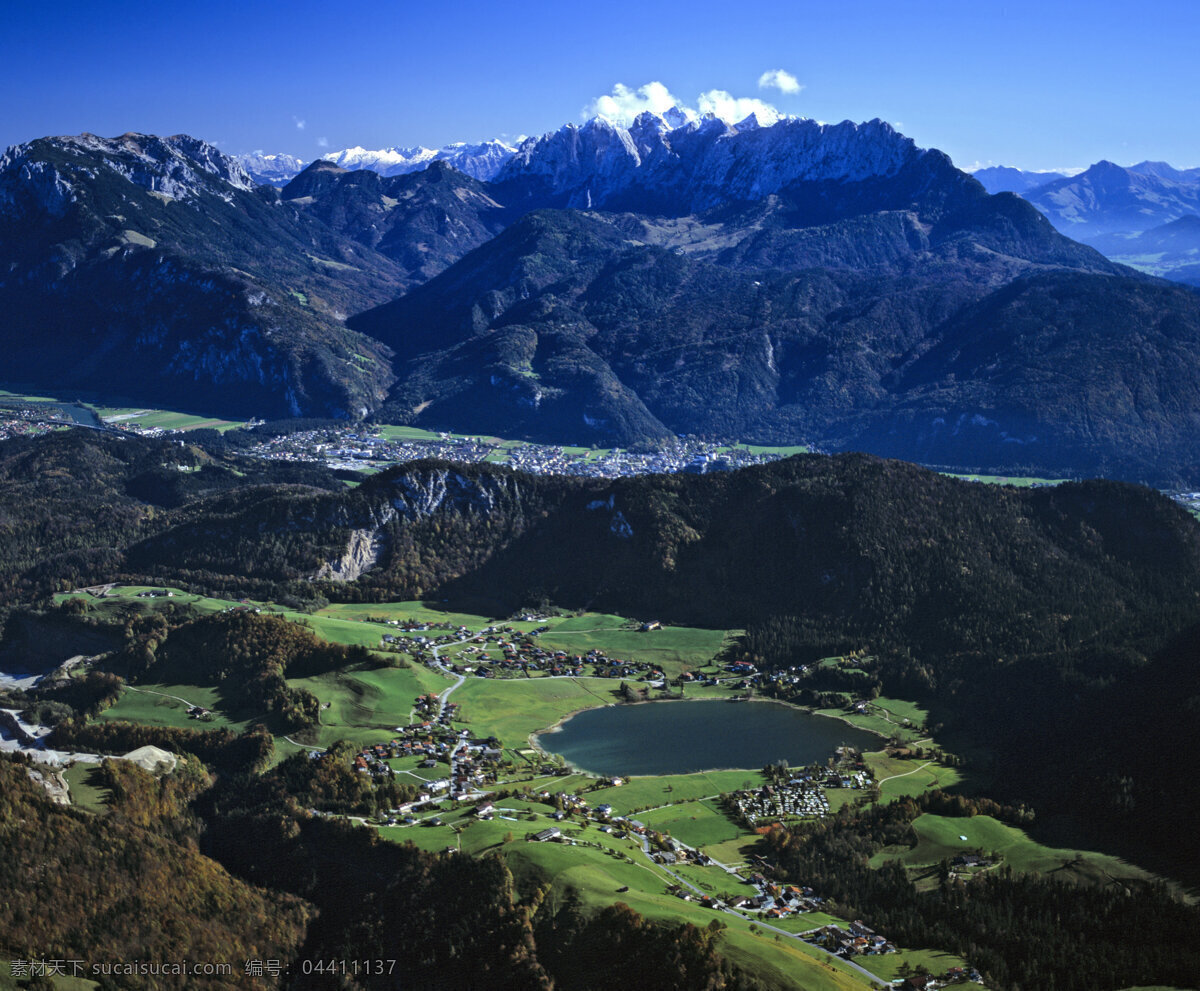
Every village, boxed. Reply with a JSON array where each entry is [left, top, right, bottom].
[[378, 618, 680, 684], [236, 426, 793, 478]]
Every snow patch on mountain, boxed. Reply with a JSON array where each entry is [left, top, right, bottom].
[[319, 140, 517, 181]]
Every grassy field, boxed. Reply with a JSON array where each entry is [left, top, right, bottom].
[[93, 407, 245, 432], [639, 798, 745, 849], [813, 696, 928, 744], [585, 769, 768, 816], [452, 677, 614, 746], [60, 587, 452, 653], [870, 813, 1159, 888], [61, 762, 112, 814], [287, 664, 451, 748], [62, 589, 736, 677], [500, 839, 868, 991], [736, 443, 811, 456], [703, 834, 763, 867], [314, 599, 516, 631], [942, 472, 1066, 487], [99, 682, 257, 732], [865, 753, 964, 800], [535, 619, 736, 677]]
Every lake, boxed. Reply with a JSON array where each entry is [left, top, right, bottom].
[[536, 699, 881, 776]]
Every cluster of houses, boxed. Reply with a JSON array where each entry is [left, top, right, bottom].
[[391, 622, 670, 683], [0, 406, 75, 440], [726, 879, 829, 918], [381, 625, 476, 655], [246, 429, 496, 470], [806, 921, 896, 957], [450, 738, 505, 798], [349, 734, 448, 778]]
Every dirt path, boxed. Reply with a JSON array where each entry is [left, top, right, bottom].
[[874, 759, 935, 784], [124, 685, 202, 708]]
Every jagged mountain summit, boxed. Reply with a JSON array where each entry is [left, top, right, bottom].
[[495, 111, 923, 214]]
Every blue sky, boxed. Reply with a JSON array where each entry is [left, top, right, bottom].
[[3, 0, 1198, 171]]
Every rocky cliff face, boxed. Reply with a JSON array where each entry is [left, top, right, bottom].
[[386, 465, 525, 519], [496, 113, 925, 213]]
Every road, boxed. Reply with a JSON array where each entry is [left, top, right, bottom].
[[427, 635, 477, 717]]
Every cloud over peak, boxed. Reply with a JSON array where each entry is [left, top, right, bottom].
[[587, 82, 679, 122], [584, 80, 781, 126]]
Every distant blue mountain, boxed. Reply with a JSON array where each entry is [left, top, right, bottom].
[[972, 165, 1069, 194]]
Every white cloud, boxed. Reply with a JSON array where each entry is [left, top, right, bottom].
[[293, 116, 306, 131], [757, 69, 801, 95], [584, 80, 781, 126], [585, 81, 680, 122], [317, 136, 329, 148], [697, 89, 780, 124]]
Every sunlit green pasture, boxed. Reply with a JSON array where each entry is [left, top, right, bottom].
[[870, 813, 1158, 888]]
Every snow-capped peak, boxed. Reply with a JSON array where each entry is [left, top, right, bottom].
[[316, 140, 516, 181]]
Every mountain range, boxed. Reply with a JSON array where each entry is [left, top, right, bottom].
[[235, 139, 517, 187], [975, 160, 1200, 285], [6, 113, 1200, 482]]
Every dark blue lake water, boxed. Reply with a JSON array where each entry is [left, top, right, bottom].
[[536, 699, 881, 776]]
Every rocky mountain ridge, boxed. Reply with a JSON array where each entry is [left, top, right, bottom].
[[495, 113, 924, 214], [0, 132, 401, 418]]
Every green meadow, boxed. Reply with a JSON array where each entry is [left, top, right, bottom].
[[942, 472, 1066, 487], [286, 664, 451, 748], [499, 839, 867, 991], [870, 813, 1158, 888], [451, 677, 614, 746], [93, 407, 244, 432], [535, 618, 736, 676], [865, 753, 964, 800], [639, 798, 745, 849], [99, 682, 256, 733], [584, 770, 768, 816], [61, 763, 112, 814], [856, 948, 972, 983]]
